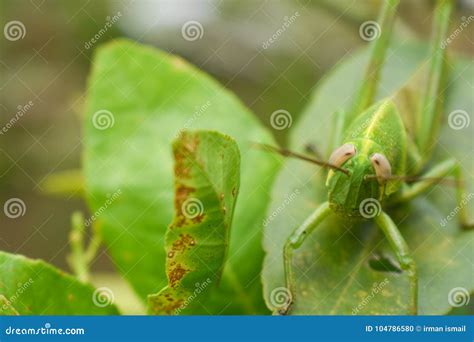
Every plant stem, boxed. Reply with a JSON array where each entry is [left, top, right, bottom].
[[67, 211, 101, 282]]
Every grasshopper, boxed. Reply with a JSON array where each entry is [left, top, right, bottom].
[[263, 0, 473, 315]]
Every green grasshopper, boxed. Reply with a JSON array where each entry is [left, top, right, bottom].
[[263, 0, 473, 315]]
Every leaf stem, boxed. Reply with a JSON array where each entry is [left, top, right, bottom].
[[67, 211, 101, 282]]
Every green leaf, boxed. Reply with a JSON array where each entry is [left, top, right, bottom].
[[84, 39, 280, 313], [148, 131, 240, 314], [262, 42, 473, 314], [39, 169, 84, 198], [0, 295, 19, 315], [0, 251, 119, 314]]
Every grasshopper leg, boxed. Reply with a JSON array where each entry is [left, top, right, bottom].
[[393, 159, 473, 229], [282, 202, 332, 315], [346, 0, 400, 125], [375, 211, 418, 315], [415, 0, 453, 157]]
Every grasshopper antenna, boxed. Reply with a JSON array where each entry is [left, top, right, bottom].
[[252, 143, 349, 176]]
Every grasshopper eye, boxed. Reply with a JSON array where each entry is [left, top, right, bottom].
[[329, 144, 356, 168], [370, 153, 391, 182]]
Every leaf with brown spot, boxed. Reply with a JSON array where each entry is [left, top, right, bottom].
[[84, 40, 280, 313], [148, 130, 240, 315]]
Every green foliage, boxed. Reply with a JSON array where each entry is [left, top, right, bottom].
[[148, 131, 240, 314], [0, 295, 19, 315], [0, 251, 119, 315], [83, 39, 280, 314], [261, 43, 473, 314], [2, 34, 471, 315]]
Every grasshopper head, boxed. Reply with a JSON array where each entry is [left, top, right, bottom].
[[326, 142, 389, 218]]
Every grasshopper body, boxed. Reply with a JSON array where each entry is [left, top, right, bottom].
[[327, 101, 407, 217], [277, 0, 473, 315]]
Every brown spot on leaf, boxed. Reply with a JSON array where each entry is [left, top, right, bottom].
[[171, 234, 195, 253], [182, 133, 199, 154], [232, 187, 237, 197], [174, 153, 191, 179], [168, 264, 189, 288], [191, 213, 205, 224], [150, 296, 184, 315], [173, 133, 199, 180], [173, 184, 196, 227]]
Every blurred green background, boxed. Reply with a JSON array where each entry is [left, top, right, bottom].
[[1, 0, 473, 312]]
